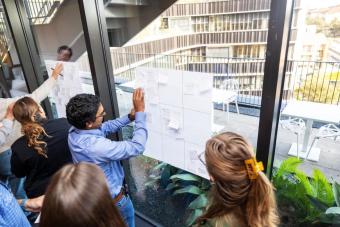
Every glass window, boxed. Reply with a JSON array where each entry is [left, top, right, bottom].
[[108, 0, 272, 225], [273, 0, 340, 226], [0, 9, 29, 98], [21, 0, 94, 118]]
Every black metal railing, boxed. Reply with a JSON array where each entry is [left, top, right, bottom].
[[23, 0, 61, 24], [112, 53, 340, 107]]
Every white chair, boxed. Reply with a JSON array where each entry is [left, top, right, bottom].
[[280, 118, 306, 159], [306, 124, 340, 160], [214, 79, 239, 121]]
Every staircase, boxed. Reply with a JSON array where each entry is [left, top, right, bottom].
[[21, 0, 177, 59], [104, 0, 177, 47]]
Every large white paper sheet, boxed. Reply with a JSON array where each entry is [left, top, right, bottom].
[[45, 60, 86, 118], [135, 67, 213, 179], [158, 69, 183, 107], [183, 109, 211, 144], [184, 142, 209, 179], [145, 103, 162, 133], [162, 135, 185, 169], [182, 71, 213, 113], [144, 131, 163, 161], [160, 104, 184, 139]]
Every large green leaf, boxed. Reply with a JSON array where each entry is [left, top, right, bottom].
[[165, 182, 178, 191], [295, 170, 313, 196], [170, 173, 201, 182], [320, 212, 340, 224], [173, 185, 202, 195], [188, 194, 208, 210], [325, 207, 340, 215], [333, 182, 340, 207], [274, 157, 302, 182], [153, 162, 167, 170], [310, 169, 334, 206], [186, 209, 203, 226], [160, 164, 172, 186], [144, 176, 161, 187], [307, 194, 329, 211]]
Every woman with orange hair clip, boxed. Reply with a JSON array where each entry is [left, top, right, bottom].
[[196, 132, 279, 227]]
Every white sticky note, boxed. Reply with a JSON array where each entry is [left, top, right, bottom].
[[158, 74, 168, 85], [168, 119, 180, 130]]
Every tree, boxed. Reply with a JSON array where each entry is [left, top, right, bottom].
[[294, 71, 340, 104], [328, 18, 340, 37], [305, 16, 326, 33]]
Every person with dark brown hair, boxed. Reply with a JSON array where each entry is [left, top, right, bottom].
[[196, 132, 279, 227], [40, 162, 126, 227], [10, 96, 72, 199]]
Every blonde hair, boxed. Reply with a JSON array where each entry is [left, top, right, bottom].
[[13, 97, 49, 158], [196, 132, 279, 227]]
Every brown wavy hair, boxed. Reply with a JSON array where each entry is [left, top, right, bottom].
[[40, 163, 126, 227], [13, 97, 49, 157], [196, 132, 279, 227]]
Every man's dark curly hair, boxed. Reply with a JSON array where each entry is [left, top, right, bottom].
[[66, 94, 101, 129]]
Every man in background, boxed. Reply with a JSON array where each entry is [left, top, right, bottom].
[[57, 45, 72, 62]]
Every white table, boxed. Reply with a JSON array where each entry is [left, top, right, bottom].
[[282, 101, 340, 161]]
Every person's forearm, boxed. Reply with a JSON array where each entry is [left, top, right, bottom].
[[101, 115, 131, 135], [29, 77, 57, 102], [18, 195, 44, 212]]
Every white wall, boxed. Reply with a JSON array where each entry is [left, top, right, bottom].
[[33, 0, 85, 61]]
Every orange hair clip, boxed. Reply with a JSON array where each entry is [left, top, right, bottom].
[[244, 158, 264, 180]]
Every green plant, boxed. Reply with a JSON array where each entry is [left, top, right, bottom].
[[167, 173, 210, 226], [273, 157, 339, 225], [310, 182, 340, 224], [144, 162, 181, 188], [145, 163, 210, 226]]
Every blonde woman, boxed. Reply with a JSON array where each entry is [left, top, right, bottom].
[[196, 132, 279, 227]]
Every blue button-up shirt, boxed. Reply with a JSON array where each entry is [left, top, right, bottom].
[[0, 182, 30, 227], [68, 112, 147, 198]]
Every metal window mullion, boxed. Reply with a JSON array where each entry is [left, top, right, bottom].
[[256, 0, 294, 176]]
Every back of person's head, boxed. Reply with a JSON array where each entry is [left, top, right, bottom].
[[196, 132, 279, 227], [66, 94, 100, 129], [57, 45, 73, 61], [40, 163, 126, 227], [13, 97, 49, 157]]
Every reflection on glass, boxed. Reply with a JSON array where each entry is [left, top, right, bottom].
[[110, 0, 275, 225], [22, 0, 94, 118], [273, 0, 340, 226], [0, 10, 28, 98]]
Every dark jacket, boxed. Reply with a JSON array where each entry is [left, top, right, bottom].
[[11, 118, 72, 198]]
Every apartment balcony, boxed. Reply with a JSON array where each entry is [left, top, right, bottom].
[[110, 53, 340, 181]]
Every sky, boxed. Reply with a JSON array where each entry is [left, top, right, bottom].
[[306, 0, 340, 9]]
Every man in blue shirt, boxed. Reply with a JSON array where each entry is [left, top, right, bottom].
[[0, 181, 44, 226], [66, 88, 147, 227]]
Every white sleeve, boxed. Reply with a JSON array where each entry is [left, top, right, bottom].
[[28, 77, 57, 102]]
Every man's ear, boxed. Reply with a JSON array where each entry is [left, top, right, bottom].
[[85, 121, 93, 129]]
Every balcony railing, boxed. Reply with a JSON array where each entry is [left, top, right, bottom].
[[23, 0, 61, 24], [111, 53, 340, 109]]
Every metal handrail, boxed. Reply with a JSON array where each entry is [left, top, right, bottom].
[[110, 52, 340, 107]]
